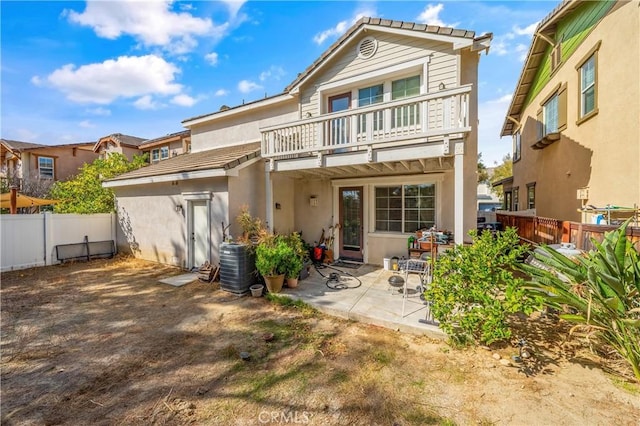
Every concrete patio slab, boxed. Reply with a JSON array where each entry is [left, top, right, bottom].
[[159, 273, 199, 287], [280, 264, 444, 338]]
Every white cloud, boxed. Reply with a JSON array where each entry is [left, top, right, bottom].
[[205, 52, 219, 66], [259, 65, 285, 82], [215, 89, 229, 96], [478, 94, 513, 165], [312, 8, 376, 45], [238, 80, 262, 94], [171, 94, 197, 107], [86, 107, 111, 116], [34, 55, 183, 104], [513, 22, 539, 37], [79, 120, 95, 128], [515, 44, 529, 62], [221, 0, 247, 20], [133, 95, 161, 110], [416, 3, 459, 28], [64, 1, 221, 54]]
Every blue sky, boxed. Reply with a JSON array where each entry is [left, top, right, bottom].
[[1, 1, 554, 165]]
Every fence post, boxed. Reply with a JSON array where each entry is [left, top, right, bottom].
[[561, 221, 570, 243], [44, 212, 54, 265]]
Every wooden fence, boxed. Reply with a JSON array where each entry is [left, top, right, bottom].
[[496, 212, 640, 251]]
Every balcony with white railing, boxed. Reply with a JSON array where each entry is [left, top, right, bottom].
[[261, 85, 472, 160]]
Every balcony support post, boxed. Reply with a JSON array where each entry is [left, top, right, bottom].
[[454, 148, 464, 245], [265, 164, 274, 233]]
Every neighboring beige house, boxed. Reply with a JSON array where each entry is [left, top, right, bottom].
[[106, 17, 491, 269], [499, 0, 639, 222], [0, 139, 98, 186], [139, 130, 191, 164], [93, 133, 147, 160]]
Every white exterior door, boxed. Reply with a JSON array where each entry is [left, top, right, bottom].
[[190, 200, 209, 269]]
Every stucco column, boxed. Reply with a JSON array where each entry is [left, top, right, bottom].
[[454, 150, 464, 245], [265, 164, 273, 233]]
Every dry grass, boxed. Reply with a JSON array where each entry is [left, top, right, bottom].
[[1, 256, 639, 425]]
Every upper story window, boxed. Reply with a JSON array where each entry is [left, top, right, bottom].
[[151, 148, 160, 163], [38, 156, 54, 179], [537, 84, 567, 143], [543, 94, 559, 136], [160, 146, 169, 160], [513, 130, 521, 161], [391, 75, 420, 100], [392, 75, 421, 128], [358, 84, 383, 106], [580, 55, 596, 118]]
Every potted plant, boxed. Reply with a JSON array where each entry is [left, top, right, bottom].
[[255, 233, 293, 293], [236, 204, 263, 244], [283, 232, 306, 288]]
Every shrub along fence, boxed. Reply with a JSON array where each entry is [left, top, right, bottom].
[[496, 212, 640, 251], [1, 213, 117, 272]]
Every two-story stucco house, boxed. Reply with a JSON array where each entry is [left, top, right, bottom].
[[106, 18, 491, 269], [139, 130, 191, 164], [93, 133, 148, 160], [499, 0, 639, 222], [1, 139, 98, 186]]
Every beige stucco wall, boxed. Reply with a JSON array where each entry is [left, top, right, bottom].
[[228, 160, 267, 239], [21, 147, 97, 181], [189, 99, 299, 152], [114, 177, 229, 268], [512, 2, 639, 221]]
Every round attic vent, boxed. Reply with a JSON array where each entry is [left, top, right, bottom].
[[357, 36, 378, 59]]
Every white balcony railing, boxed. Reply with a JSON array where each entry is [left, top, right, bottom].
[[261, 84, 471, 159]]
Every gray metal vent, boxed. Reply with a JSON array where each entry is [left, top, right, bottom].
[[357, 37, 378, 59]]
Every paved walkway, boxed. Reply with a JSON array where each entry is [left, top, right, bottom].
[[279, 263, 445, 338]]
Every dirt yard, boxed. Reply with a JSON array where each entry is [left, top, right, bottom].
[[1, 256, 639, 425]]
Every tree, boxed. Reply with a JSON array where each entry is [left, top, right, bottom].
[[50, 153, 148, 213], [490, 153, 513, 202], [477, 153, 490, 184]]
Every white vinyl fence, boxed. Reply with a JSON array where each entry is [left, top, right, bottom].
[[1, 213, 117, 272]]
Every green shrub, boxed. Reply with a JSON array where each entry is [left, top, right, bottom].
[[425, 227, 542, 345], [520, 220, 640, 380], [255, 234, 294, 277]]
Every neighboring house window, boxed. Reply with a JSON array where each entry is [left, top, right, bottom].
[[38, 157, 54, 179], [543, 94, 559, 136], [504, 191, 513, 211], [391, 75, 421, 128], [358, 84, 384, 132], [151, 148, 160, 163], [579, 54, 596, 118], [527, 183, 536, 209], [160, 146, 169, 160], [512, 187, 519, 211], [375, 183, 435, 233], [537, 84, 567, 140], [513, 130, 521, 161]]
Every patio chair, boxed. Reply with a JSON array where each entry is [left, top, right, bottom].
[[402, 259, 430, 317]]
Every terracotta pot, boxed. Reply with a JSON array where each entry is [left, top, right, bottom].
[[286, 277, 299, 288], [263, 274, 285, 293]]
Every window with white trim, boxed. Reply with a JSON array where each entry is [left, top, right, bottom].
[[160, 146, 169, 160], [580, 55, 596, 117], [151, 148, 160, 163], [38, 156, 54, 179], [375, 183, 435, 232], [391, 75, 421, 128], [358, 84, 384, 133]]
